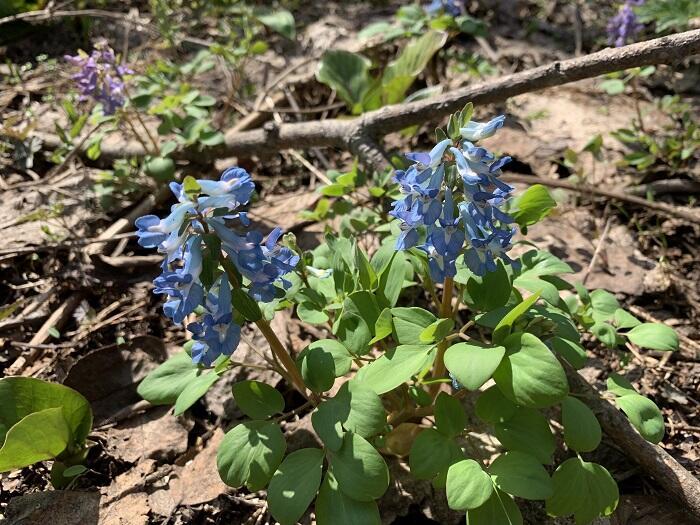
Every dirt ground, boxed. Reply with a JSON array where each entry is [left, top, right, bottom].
[[0, 1, 698, 524]]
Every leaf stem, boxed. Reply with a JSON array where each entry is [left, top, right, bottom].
[[429, 276, 454, 398]]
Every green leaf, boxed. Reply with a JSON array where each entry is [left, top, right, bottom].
[[298, 345, 336, 393], [612, 308, 641, 329], [370, 308, 393, 344], [419, 317, 454, 343], [316, 50, 373, 113], [355, 344, 436, 394], [306, 340, 353, 378], [467, 260, 512, 311], [315, 471, 381, 525], [312, 401, 345, 452], [616, 394, 665, 443], [409, 428, 462, 480], [625, 323, 678, 351], [377, 252, 407, 308], [492, 292, 541, 344], [391, 307, 437, 344], [489, 451, 553, 500], [382, 31, 447, 104], [0, 377, 92, 448], [445, 342, 506, 391], [446, 459, 493, 510], [255, 8, 296, 39], [329, 432, 389, 501], [606, 373, 637, 397], [509, 185, 557, 230], [354, 243, 377, 290], [590, 289, 620, 323], [138, 351, 200, 405], [546, 458, 619, 524], [493, 332, 568, 408], [144, 156, 176, 182], [591, 322, 617, 347], [217, 420, 286, 490], [494, 407, 555, 464], [173, 371, 219, 415], [548, 337, 587, 369], [297, 302, 329, 325], [475, 386, 517, 425], [231, 288, 262, 322], [0, 408, 71, 472], [335, 291, 380, 355], [434, 392, 467, 438], [600, 78, 626, 95], [465, 489, 523, 525], [561, 396, 601, 452], [268, 448, 324, 525], [232, 380, 285, 419]]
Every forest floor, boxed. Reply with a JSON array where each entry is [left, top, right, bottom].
[[0, 1, 698, 524]]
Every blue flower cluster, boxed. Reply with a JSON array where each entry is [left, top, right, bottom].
[[136, 167, 299, 366], [65, 42, 132, 115], [390, 115, 518, 279], [607, 0, 644, 47]]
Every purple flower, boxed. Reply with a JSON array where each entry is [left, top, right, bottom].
[[65, 42, 132, 115], [607, 1, 645, 47]]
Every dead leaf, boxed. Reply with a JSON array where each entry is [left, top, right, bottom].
[[4, 491, 100, 525]]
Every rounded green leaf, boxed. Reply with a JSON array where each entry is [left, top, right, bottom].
[[297, 303, 330, 325], [445, 342, 505, 391], [0, 377, 92, 446], [616, 393, 665, 443], [231, 380, 285, 420], [329, 432, 389, 501], [316, 50, 372, 113], [606, 373, 637, 397], [475, 386, 517, 425], [391, 307, 437, 344], [548, 336, 587, 369], [173, 371, 219, 416], [298, 346, 336, 393], [466, 489, 523, 525], [489, 451, 553, 500], [494, 408, 554, 464], [143, 156, 175, 181], [446, 459, 493, 510], [309, 340, 353, 377], [493, 332, 569, 408], [315, 471, 381, 525], [546, 458, 619, 524], [0, 408, 71, 472], [591, 322, 617, 347], [217, 421, 286, 490], [434, 392, 467, 438], [342, 382, 386, 438], [626, 323, 678, 351], [355, 345, 436, 395], [137, 351, 199, 405], [268, 448, 324, 525], [561, 396, 601, 452], [590, 289, 620, 323], [493, 332, 568, 408], [409, 428, 462, 480], [311, 401, 345, 452]]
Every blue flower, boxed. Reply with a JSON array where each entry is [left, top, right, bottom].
[[463, 226, 518, 276], [135, 202, 193, 256], [460, 115, 506, 142], [188, 276, 241, 366], [154, 237, 205, 323], [197, 167, 255, 211], [425, 0, 462, 17]]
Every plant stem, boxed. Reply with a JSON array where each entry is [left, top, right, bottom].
[[123, 83, 161, 154], [219, 253, 311, 401], [429, 277, 454, 398]]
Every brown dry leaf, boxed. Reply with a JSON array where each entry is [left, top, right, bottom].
[[383, 423, 423, 457], [148, 428, 229, 513], [4, 491, 100, 525], [99, 460, 155, 525], [104, 406, 189, 463], [64, 336, 168, 424]]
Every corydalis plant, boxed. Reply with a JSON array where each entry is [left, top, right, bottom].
[[607, 0, 645, 47], [391, 110, 516, 279], [135, 168, 299, 369], [65, 42, 132, 115]]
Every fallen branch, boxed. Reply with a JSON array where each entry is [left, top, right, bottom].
[[502, 173, 700, 225], [24, 30, 700, 164], [564, 362, 700, 520]]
